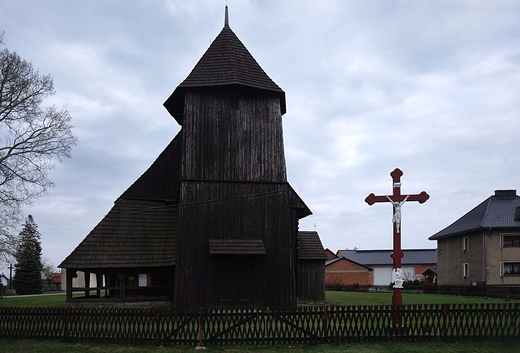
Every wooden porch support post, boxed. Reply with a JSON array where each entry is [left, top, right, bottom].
[[84, 271, 90, 298], [118, 273, 127, 299], [105, 273, 110, 297], [66, 269, 76, 300], [96, 273, 103, 297]]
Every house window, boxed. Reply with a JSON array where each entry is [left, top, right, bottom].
[[501, 233, 520, 247], [500, 262, 520, 276], [462, 263, 469, 278], [462, 236, 469, 251]]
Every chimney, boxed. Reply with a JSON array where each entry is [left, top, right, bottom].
[[494, 190, 517, 198]]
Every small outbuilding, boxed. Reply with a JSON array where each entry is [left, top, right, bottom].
[[297, 231, 327, 301], [336, 249, 437, 286], [325, 257, 373, 288]]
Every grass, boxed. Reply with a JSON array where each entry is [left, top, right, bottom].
[[2, 291, 518, 308], [0, 338, 519, 353], [0, 292, 67, 307], [324, 291, 520, 306]]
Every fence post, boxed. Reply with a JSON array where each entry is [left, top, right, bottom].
[[63, 307, 70, 342], [442, 304, 448, 341], [323, 305, 328, 343], [155, 309, 161, 346], [196, 308, 205, 350]]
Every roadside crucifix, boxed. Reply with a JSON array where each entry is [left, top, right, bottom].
[[365, 168, 429, 327]]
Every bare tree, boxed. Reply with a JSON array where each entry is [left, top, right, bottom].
[[41, 257, 56, 290], [0, 33, 78, 262]]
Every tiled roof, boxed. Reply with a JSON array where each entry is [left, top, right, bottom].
[[59, 198, 178, 269], [326, 257, 342, 266], [325, 256, 373, 270], [164, 23, 286, 123], [297, 231, 327, 260], [429, 190, 520, 240], [337, 249, 437, 266]]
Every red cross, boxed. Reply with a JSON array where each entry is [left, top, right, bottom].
[[365, 168, 429, 327]]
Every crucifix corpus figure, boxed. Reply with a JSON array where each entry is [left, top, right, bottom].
[[386, 195, 409, 233], [365, 168, 429, 327]]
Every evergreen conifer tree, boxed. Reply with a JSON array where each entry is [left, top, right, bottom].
[[12, 215, 43, 295]]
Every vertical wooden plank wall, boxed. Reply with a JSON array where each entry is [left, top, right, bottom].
[[173, 88, 300, 309]]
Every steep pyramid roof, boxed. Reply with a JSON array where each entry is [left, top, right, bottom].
[[429, 190, 520, 240], [164, 7, 286, 123]]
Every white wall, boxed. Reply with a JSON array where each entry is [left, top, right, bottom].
[[372, 266, 416, 286]]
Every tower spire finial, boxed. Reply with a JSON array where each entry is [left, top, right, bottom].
[[225, 5, 229, 27]]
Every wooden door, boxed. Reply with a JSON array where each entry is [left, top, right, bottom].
[[217, 257, 256, 307]]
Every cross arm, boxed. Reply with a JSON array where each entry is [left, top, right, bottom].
[[365, 191, 429, 205], [365, 194, 390, 205], [406, 191, 429, 204]]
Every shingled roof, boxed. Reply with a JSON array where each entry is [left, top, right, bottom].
[[164, 8, 286, 124], [429, 190, 520, 240], [59, 199, 177, 269], [59, 135, 183, 270], [119, 134, 182, 201], [297, 231, 327, 260]]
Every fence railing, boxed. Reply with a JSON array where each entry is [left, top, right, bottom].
[[325, 284, 520, 300], [1, 303, 519, 346], [435, 285, 520, 300]]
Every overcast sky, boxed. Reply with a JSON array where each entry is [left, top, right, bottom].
[[2, 1, 520, 271]]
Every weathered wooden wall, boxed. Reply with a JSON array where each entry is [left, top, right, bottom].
[[297, 260, 325, 301], [181, 89, 287, 182], [171, 86, 302, 309], [175, 181, 298, 309]]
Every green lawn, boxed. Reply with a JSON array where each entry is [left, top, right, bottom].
[[0, 292, 67, 307], [0, 338, 519, 353], [324, 291, 520, 306], [2, 290, 518, 308]]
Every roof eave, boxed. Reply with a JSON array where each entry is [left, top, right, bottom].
[[164, 84, 287, 125]]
